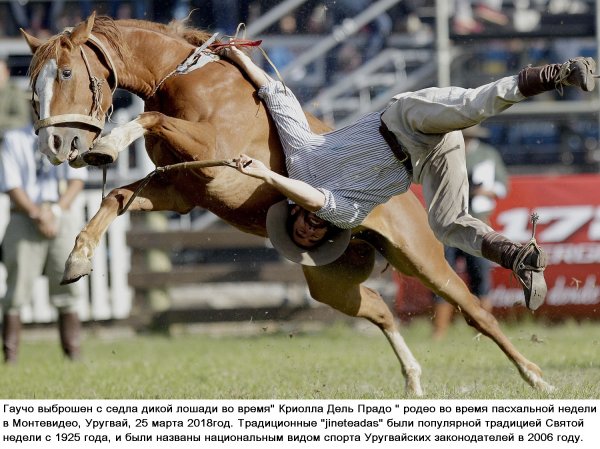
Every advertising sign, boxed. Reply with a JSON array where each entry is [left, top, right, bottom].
[[394, 174, 600, 320], [489, 174, 600, 319]]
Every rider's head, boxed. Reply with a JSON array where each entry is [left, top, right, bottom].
[[286, 205, 331, 249], [266, 201, 352, 266]]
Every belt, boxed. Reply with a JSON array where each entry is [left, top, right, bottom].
[[379, 121, 412, 173]]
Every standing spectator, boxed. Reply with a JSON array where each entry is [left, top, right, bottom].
[[0, 53, 29, 270], [0, 124, 88, 364], [432, 125, 508, 340], [0, 54, 30, 142], [453, 0, 509, 35]]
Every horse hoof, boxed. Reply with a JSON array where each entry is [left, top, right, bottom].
[[406, 378, 424, 397], [62, 256, 93, 284], [536, 379, 556, 394], [82, 143, 118, 166]]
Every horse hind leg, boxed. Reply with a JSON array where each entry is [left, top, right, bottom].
[[326, 283, 423, 396], [459, 302, 555, 392], [389, 244, 553, 392], [363, 195, 554, 393], [355, 285, 424, 396], [302, 243, 423, 396]]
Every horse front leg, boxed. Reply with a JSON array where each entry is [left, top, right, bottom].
[[80, 117, 146, 166], [62, 176, 194, 284], [81, 111, 218, 166], [303, 241, 423, 396]]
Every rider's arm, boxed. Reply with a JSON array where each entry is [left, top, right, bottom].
[[224, 46, 314, 151], [224, 46, 272, 89], [234, 154, 326, 212]]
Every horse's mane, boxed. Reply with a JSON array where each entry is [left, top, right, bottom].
[[165, 19, 217, 47], [116, 17, 215, 46], [29, 15, 216, 86]]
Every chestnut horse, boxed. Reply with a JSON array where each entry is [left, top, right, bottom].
[[22, 14, 553, 395]]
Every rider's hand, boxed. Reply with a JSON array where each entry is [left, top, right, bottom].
[[218, 45, 247, 63], [218, 43, 272, 89], [234, 154, 272, 180]]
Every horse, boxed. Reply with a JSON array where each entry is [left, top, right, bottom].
[[21, 13, 553, 395]]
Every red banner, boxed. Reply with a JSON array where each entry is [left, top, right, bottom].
[[489, 174, 600, 319], [395, 174, 600, 320]]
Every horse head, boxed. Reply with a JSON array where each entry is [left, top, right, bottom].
[[22, 12, 118, 165]]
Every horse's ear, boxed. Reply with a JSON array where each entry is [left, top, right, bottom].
[[70, 11, 96, 46], [20, 29, 43, 54]]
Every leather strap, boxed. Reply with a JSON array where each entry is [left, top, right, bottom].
[[379, 121, 412, 173], [34, 113, 105, 133]]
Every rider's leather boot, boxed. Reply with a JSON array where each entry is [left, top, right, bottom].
[[482, 232, 547, 311], [517, 57, 597, 96]]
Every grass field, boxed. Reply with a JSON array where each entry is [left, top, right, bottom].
[[1, 317, 599, 399]]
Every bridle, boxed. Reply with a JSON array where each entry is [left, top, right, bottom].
[[32, 30, 118, 138]]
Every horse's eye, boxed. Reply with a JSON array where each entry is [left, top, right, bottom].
[[60, 69, 72, 80]]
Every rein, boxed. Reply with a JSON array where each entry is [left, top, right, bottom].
[[149, 31, 221, 97], [149, 33, 267, 98], [118, 159, 237, 215], [151, 22, 285, 97], [209, 33, 287, 92]]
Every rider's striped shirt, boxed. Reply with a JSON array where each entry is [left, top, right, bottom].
[[258, 81, 411, 229]]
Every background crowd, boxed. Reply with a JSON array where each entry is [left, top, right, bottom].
[[0, 1, 593, 38]]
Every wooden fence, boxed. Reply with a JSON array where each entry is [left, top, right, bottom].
[[1, 192, 309, 326], [1, 195, 394, 327], [126, 217, 311, 327]]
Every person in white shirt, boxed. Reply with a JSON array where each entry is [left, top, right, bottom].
[[0, 54, 30, 142], [0, 124, 88, 364], [221, 45, 596, 311]]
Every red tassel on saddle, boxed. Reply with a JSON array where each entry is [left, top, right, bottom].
[[209, 39, 263, 52]]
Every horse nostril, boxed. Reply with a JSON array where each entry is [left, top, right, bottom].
[[52, 135, 62, 150]]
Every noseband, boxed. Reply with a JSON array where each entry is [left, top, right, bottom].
[[33, 30, 118, 137]]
